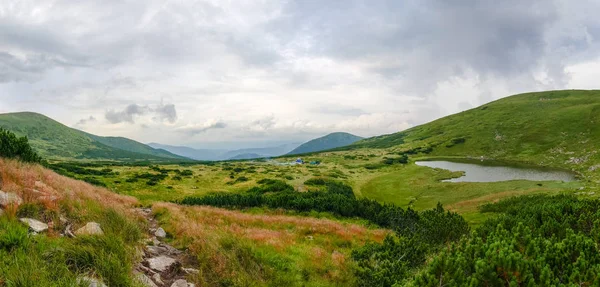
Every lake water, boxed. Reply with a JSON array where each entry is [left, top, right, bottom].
[[415, 160, 577, 183]]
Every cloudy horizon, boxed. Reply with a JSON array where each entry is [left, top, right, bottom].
[[1, 0, 599, 149]]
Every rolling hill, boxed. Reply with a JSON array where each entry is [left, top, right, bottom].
[[348, 90, 600, 174], [149, 142, 301, 161], [287, 132, 363, 155], [0, 112, 188, 161]]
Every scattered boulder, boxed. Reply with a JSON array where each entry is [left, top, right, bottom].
[[135, 273, 158, 287], [75, 222, 104, 236], [0, 191, 22, 207], [155, 227, 167, 238], [171, 279, 195, 287], [19, 218, 49, 233], [77, 276, 107, 287], [146, 256, 179, 272]]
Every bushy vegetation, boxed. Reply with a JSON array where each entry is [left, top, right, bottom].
[[0, 128, 42, 163], [180, 179, 469, 286], [410, 195, 600, 286]]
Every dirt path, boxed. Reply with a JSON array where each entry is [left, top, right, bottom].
[[133, 208, 198, 287]]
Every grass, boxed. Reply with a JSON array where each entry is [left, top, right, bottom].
[[0, 158, 145, 286], [344, 90, 600, 181], [359, 162, 580, 226], [152, 202, 388, 286], [0, 111, 185, 161]]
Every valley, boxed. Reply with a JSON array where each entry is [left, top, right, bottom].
[[1, 90, 600, 286]]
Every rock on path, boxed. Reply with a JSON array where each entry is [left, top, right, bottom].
[[146, 256, 179, 272]]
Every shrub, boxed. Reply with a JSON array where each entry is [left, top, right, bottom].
[[0, 128, 42, 163]]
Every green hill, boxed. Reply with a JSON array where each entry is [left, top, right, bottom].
[[288, 132, 363, 155], [349, 90, 600, 175], [0, 112, 188, 161]]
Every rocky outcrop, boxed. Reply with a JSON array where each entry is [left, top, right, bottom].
[[19, 218, 49, 233], [0, 191, 22, 207], [75, 222, 104, 236]]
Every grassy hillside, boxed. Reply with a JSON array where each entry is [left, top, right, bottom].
[[350, 90, 600, 175], [0, 112, 187, 161], [288, 132, 363, 155], [86, 134, 184, 159]]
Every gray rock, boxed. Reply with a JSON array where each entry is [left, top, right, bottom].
[[145, 245, 170, 257], [135, 273, 158, 287], [171, 279, 193, 287], [75, 222, 104, 236], [146, 256, 178, 272], [0, 191, 22, 207], [183, 267, 200, 275], [19, 218, 49, 233], [77, 276, 107, 287], [155, 227, 167, 238], [152, 273, 164, 285]]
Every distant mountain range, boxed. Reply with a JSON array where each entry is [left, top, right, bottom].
[[0, 112, 188, 161], [0, 112, 364, 162], [287, 132, 363, 155], [148, 142, 301, 161]]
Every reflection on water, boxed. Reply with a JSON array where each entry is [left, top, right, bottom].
[[415, 160, 576, 183]]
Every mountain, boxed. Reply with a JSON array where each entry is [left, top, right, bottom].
[[0, 112, 188, 161], [221, 143, 300, 160], [228, 153, 264, 160], [287, 132, 363, 155], [147, 143, 226, 161], [348, 90, 600, 172], [150, 142, 301, 161]]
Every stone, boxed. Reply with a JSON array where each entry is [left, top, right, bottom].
[[75, 222, 104, 236], [77, 276, 108, 287], [145, 245, 170, 257], [0, 191, 22, 207], [183, 267, 200, 275], [155, 227, 167, 238], [19, 218, 49, 233], [146, 256, 178, 272], [135, 273, 158, 287], [152, 273, 164, 285], [171, 279, 191, 287]]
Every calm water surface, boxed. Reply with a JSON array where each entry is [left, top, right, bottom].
[[415, 160, 576, 183]]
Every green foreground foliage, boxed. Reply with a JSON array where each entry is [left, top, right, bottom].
[[0, 128, 42, 163], [0, 208, 142, 286], [412, 195, 600, 286]]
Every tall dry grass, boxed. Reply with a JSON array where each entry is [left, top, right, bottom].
[[0, 158, 139, 227], [153, 202, 389, 286]]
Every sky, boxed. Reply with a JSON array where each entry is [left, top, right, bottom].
[[1, 0, 600, 149]]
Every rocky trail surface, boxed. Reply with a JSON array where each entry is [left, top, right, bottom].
[[133, 207, 198, 287]]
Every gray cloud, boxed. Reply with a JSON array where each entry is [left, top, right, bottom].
[[105, 104, 149, 124], [177, 120, 227, 136], [154, 104, 177, 123], [106, 103, 178, 124], [1, 1, 600, 148], [74, 116, 97, 127]]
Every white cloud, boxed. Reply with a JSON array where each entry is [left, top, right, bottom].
[[0, 0, 599, 148]]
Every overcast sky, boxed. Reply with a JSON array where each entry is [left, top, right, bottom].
[[1, 0, 599, 149]]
